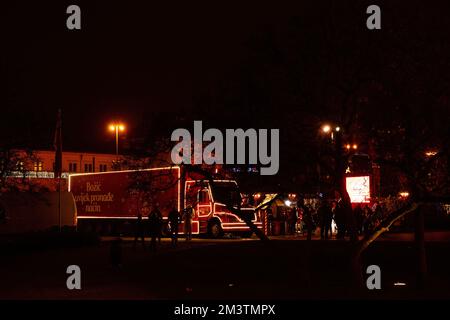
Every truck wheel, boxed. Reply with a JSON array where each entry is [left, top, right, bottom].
[[208, 220, 223, 238]]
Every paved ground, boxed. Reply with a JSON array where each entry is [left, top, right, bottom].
[[269, 230, 450, 241], [103, 230, 450, 242], [1, 232, 450, 300]]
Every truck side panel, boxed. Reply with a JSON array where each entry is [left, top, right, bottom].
[[69, 168, 180, 219]]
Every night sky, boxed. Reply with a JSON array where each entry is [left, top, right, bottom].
[[4, 1, 450, 157], [4, 1, 290, 151]]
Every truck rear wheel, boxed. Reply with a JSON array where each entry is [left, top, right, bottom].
[[208, 220, 223, 238]]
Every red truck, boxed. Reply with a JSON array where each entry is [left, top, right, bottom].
[[68, 166, 261, 237]]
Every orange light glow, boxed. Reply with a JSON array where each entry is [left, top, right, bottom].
[[425, 150, 438, 157], [322, 125, 331, 133], [108, 123, 125, 132], [352, 144, 358, 150], [399, 191, 410, 198], [345, 144, 351, 150]]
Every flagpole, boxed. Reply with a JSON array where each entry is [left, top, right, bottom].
[[54, 108, 63, 232]]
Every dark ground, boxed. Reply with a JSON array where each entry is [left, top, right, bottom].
[[1, 236, 450, 300]]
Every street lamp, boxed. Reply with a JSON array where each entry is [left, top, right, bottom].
[[108, 123, 125, 156], [322, 125, 331, 133], [321, 124, 340, 140]]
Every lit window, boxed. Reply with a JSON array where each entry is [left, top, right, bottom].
[[16, 161, 24, 171], [33, 161, 43, 172], [69, 163, 78, 172]]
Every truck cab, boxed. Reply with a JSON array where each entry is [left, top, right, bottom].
[[184, 179, 261, 237]]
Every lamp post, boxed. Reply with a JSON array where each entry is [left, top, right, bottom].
[[320, 123, 358, 241], [109, 123, 125, 157], [322, 124, 340, 141]]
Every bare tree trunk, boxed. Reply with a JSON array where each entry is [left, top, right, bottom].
[[351, 202, 419, 289], [227, 205, 270, 242], [335, 130, 358, 243]]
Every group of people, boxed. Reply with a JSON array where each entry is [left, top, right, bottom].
[[133, 204, 195, 251], [265, 199, 387, 240], [265, 199, 312, 237], [317, 200, 385, 239], [317, 201, 344, 239]]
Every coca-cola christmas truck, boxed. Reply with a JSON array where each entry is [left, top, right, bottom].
[[68, 166, 261, 237]]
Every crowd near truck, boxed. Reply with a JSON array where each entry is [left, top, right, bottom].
[[68, 166, 262, 237]]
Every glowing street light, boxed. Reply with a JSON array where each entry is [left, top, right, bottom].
[[108, 123, 125, 156], [399, 191, 410, 198], [322, 125, 331, 133], [321, 124, 341, 140], [345, 143, 358, 151], [425, 150, 438, 157]]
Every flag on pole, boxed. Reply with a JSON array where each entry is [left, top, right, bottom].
[[54, 109, 63, 178]]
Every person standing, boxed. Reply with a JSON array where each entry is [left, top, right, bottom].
[[266, 207, 273, 236], [148, 206, 160, 252], [168, 207, 181, 246], [363, 205, 373, 236], [183, 206, 194, 241], [334, 201, 346, 239], [133, 213, 146, 249], [150, 205, 163, 245], [299, 198, 312, 241], [318, 201, 332, 240], [289, 206, 298, 235], [354, 204, 364, 235]]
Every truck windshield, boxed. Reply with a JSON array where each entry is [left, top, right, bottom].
[[211, 181, 241, 207]]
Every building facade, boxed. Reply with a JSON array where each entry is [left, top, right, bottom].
[[2, 150, 122, 192], [26, 150, 120, 177]]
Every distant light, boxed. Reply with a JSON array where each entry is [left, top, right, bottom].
[[352, 144, 358, 150], [394, 282, 407, 286], [425, 150, 438, 157], [108, 124, 115, 132], [335, 126, 341, 132], [322, 125, 331, 133], [228, 283, 234, 287], [118, 124, 125, 132], [399, 191, 410, 198], [285, 200, 292, 206], [345, 144, 351, 150]]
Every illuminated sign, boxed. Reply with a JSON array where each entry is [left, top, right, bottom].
[[346, 176, 370, 203]]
